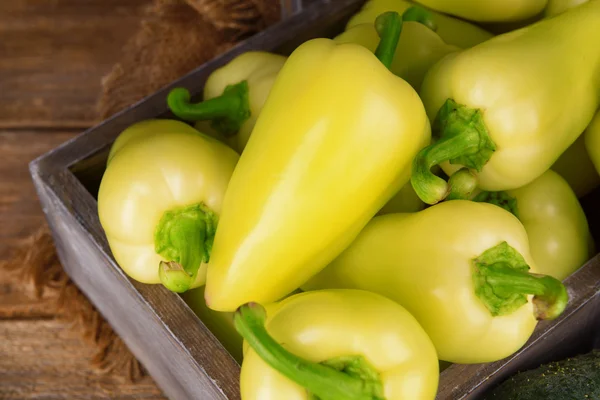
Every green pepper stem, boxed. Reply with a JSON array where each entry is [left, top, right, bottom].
[[155, 203, 216, 293], [479, 264, 568, 321], [374, 12, 403, 70], [446, 168, 478, 200], [167, 82, 251, 136], [234, 303, 385, 400], [411, 99, 496, 205], [473, 242, 568, 320], [401, 6, 437, 32], [411, 130, 482, 204]]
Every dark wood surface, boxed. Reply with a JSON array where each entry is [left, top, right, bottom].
[[0, 0, 165, 398]]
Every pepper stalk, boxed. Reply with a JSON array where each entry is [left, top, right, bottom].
[[411, 99, 496, 204], [167, 82, 251, 137], [473, 241, 568, 320]]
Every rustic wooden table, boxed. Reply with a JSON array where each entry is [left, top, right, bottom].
[[0, 1, 165, 398]]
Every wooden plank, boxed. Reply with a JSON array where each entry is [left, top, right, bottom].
[[0, 0, 151, 129], [0, 319, 165, 399], [0, 130, 77, 255]]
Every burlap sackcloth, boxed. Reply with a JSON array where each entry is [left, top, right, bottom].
[[2, 0, 281, 383]]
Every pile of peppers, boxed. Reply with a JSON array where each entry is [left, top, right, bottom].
[[97, 1, 600, 398]]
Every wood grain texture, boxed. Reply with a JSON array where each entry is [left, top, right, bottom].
[[0, 130, 76, 255], [0, 319, 164, 399], [0, 0, 151, 129]]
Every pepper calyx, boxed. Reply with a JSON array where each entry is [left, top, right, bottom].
[[154, 203, 217, 293], [473, 242, 568, 320], [234, 303, 385, 400]]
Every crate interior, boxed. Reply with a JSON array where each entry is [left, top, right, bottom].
[[65, 0, 600, 392]]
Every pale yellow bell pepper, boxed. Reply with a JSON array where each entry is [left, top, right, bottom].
[[236, 290, 439, 400], [413, 1, 600, 204], [304, 201, 568, 364], [98, 119, 239, 291]]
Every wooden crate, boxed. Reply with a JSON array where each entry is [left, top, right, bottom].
[[29, 0, 600, 399]]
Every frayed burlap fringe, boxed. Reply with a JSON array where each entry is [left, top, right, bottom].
[[3, 0, 280, 384], [1, 224, 145, 382], [97, 0, 280, 119]]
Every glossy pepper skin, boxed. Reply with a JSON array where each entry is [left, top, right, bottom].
[[413, 1, 600, 205], [414, 0, 547, 22], [585, 111, 600, 179], [234, 289, 439, 400], [204, 13, 431, 312], [335, 20, 459, 92], [167, 51, 287, 153], [346, 0, 493, 48], [304, 201, 568, 364], [474, 170, 592, 281], [552, 134, 600, 198], [98, 119, 239, 291]]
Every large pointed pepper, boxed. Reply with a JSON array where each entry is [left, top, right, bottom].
[[412, 1, 600, 205], [204, 12, 431, 311], [98, 119, 239, 292], [304, 200, 569, 364], [234, 289, 439, 400], [346, 0, 493, 48], [167, 51, 287, 153], [474, 170, 593, 280]]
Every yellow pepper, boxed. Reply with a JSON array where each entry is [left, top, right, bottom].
[[167, 51, 287, 153], [234, 289, 439, 400], [346, 0, 494, 48], [204, 12, 431, 312], [304, 201, 568, 364], [98, 119, 239, 291], [552, 134, 600, 198], [473, 170, 592, 280], [413, 1, 600, 204], [544, 0, 589, 16], [585, 111, 600, 178], [414, 0, 547, 22], [335, 10, 459, 91]]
